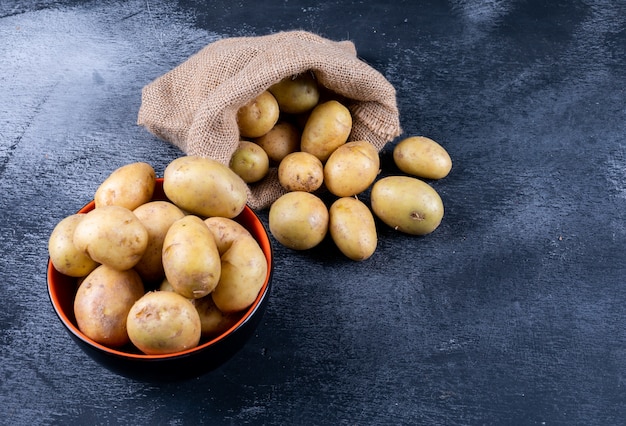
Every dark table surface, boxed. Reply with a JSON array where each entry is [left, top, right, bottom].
[[1, 0, 625, 425]]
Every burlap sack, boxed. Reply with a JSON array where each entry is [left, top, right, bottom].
[[138, 30, 402, 210]]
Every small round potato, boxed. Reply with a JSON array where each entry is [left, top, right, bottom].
[[237, 90, 280, 138], [132, 201, 186, 284], [162, 215, 221, 299], [278, 151, 324, 193], [370, 176, 444, 236], [329, 197, 377, 261], [301, 100, 352, 162], [269, 191, 329, 250], [324, 140, 380, 197], [127, 291, 201, 355], [268, 72, 320, 114], [74, 265, 144, 347], [94, 162, 156, 210], [204, 216, 252, 255], [393, 136, 452, 180], [211, 235, 268, 313], [163, 155, 248, 219], [48, 214, 99, 277], [254, 121, 301, 164], [73, 205, 149, 271], [229, 141, 270, 183]]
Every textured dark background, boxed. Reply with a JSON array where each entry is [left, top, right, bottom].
[[1, 1, 625, 424]]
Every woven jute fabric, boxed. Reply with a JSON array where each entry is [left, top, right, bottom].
[[138, 30, 402, 210]]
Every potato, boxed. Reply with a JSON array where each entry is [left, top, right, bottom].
[[211, 234, 268, 313], [94, 162, 156, 210], [132, 201, 186, 284], [127, 291, 201, 355], [73, 205, 148, 271], [301, 100, 352, 162], [324, 140, 380, 197], [74, 265, 144, 347], [162, 215, 221, 299], [229, 141, 269, 183], [254, 121, 301, 163], [268, 72, 320, 114], [370, 176, 444, 235], [278, 151, 324, 193], [163, 155, 248, 219], [269, 191, 329, 250], [393, 136, 452, 179], [204, 216, 252, 255], [329, 197, 377, 261], [48, 214, 99, 277], [236, 90, 280, 138]]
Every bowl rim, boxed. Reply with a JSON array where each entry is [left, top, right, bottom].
[[47, 178, 273, 360]]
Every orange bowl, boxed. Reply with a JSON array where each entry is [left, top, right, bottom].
[[47, 178, 273, 381]]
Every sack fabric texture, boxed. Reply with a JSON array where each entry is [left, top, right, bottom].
[[138, 30, 402, 210]]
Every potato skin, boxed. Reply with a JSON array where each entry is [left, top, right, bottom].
[[211, 235, 268, 313], [329, 197, 377, 261], [370, 176, 444, 236], [74, 265, 144, 347], [236, 90, 280, 138], [324, 140, 380, 197], [73, 205, 148, 271], [268, 72, 320, 114], [163, 155, 248, 219], [393, 136, 452, 180], [254, 121, 301, 164], [269, 191, 329, 250], [94, 162, 156, 210], [301, 100, 352, 162], [204, 216, 252, 255], [126, 291, 201, 355], [278, 151, 324, 193], [162, 215, 221, 299], [48, 214, 99, 277], [229, 141, 269, 183], [132, 201, 186, 284]]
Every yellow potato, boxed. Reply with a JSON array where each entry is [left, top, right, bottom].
[[329, 197, 377, 261], [229, 141, 269, 183], [127, 291, 201, 355], [74, 265, 144, 347], [301, 100, 352, 162], [204, 216, 252, 255], [94, 162, 156, 210], [278, 151, 324, 192], [268, 72, 320, 114], [237, 90, 280, 138], [163, 155, 248, 218], [162, 215, 221, 299], [324, 140, 380, 197], [48, 214, 99, 277], [212, 235, 268, 313], [370, 176, 444, 235], [132, 201, 186, 284], [73, 205, 148, 271], [393, 136, 452, 179], [254, 121, 301, 164], [269, 191, 329, 250]]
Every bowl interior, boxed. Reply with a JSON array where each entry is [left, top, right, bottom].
[[47, 177, 272, 360]]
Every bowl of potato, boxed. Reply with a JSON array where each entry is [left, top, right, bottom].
[[47, 159, 273, 382]]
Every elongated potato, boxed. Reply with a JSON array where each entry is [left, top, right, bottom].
[[269, 191, 329, 250], [370, 176, 444, 235], [324, 140, 380, 197], [94, 162, 156, 210], [74, 265, 144, 347], [393, 136, 452, 180], [48, 214, 99, 277], [301, 100, 352, 162], [204, 216, 252, 255], [163, 155, 248, 218], [162, 215, 221, 299], [73, 205, 148, 271], [329, 197, 377, 261]]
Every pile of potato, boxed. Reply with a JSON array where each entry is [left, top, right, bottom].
[[230, 72, 452, 261], [48, 157, 267, 355]]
